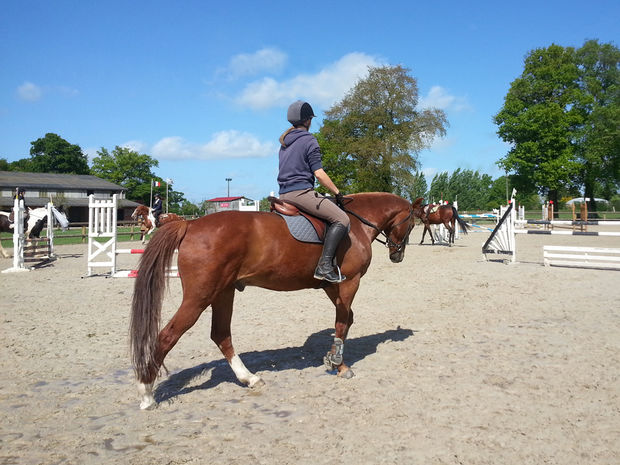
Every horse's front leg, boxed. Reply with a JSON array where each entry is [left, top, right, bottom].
[[323, 279, 359, 379], [211, 287, 264, 388], [419, 223, 428, 245]]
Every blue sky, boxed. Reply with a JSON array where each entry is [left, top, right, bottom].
[[1, 0, 618, 203]]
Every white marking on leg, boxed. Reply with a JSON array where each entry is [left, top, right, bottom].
[[138, 382, 156, 410], [229, 354, 262, 387]]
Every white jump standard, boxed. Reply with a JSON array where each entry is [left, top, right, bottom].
[[87, 194, 179, 278]]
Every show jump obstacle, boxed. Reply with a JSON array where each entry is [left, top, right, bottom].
[[2, 197, 64, 273], [87, 194, 179, 278], [482, 189, 620, 270]]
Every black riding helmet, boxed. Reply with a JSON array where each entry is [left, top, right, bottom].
[[287, 100, 315, 126]]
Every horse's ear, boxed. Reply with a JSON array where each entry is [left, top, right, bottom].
[[411, 197, 424, 209]]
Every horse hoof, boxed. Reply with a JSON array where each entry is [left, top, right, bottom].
[[138, 382, 156, 410], [248, 377, 265, 389], [140, 399, 156, 410], [337, 368, 355, 379]]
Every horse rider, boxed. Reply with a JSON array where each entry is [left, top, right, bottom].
[[152, 193, 163, 227], [277, 100, 350, 283], [9, 187, 28, 225]]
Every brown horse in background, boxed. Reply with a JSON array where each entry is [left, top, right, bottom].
[[412, 203, 469, 246], [130, 193, 423, 409], [131, 205, 184, 243]]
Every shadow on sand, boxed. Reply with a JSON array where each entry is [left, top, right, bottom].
[[154, 326, 415, 404]]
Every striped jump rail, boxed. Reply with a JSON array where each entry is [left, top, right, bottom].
[[116, 248, 179, 254], [113, 267, 180, 278]]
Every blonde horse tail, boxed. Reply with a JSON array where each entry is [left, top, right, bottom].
[[130, 220, 188, 383]]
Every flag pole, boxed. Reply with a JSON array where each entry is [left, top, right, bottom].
[[150, 179, 153, 208]]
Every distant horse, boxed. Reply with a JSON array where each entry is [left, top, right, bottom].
[[131, 205, 184, 244], [0, 212, 24, 258], [0, 206, 68, 258], [130, 193, 423, 409], [26, 206, 69, 239], [0, 207, 31, 258], [412, 202, 469, 246]]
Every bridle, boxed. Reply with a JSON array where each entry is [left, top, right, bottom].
[[342, 204, 414, 253]]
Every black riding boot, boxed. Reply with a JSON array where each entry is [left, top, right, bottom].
[[314, 222, 348, 283]]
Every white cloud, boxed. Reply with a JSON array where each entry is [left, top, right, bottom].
[[222, 47, 287, 79], [57, 85, 79, 97], [17, 82, 43, 102], [419, 86, 471, 112], [84, 147, 99, 165], [121, 140, 148, 153], [152, 131, 276, 160], [236, 52, 383, 110]]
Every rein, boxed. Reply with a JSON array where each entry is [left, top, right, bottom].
[[342, 203, 414, 252]]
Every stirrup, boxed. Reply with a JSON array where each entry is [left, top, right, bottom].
[[314, 264, 346, 283]]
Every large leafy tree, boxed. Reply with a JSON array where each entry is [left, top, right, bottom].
[[495, 41, 620, 210], [29, 133, 90, 174], [573, 40, 620, 204], [91, 146, 160, 203], [320, 65, 448, 194]]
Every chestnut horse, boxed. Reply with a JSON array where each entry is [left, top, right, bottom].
[[131, 205, 184, 243], [130, 193, 423, 409], [412, 202, 469, 246]]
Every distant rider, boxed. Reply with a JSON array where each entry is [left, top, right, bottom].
[[152, 193, 163, 226]]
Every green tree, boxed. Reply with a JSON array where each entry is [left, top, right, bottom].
[[495, 40, 620, 211], [428, 169, 493, 210], [166, 188, 187, 213], [29, 133, 89, 174], [449, 169, 494, 210], [404, 171, 427, 202], [259, 197, 273, 212], [573, 40, 620, 208], [178, 200, 201, 217], [315, 126, 357, 194], [428, 171, 449, 203], [320, 65, 448, 194], [0, 158, 10, 171], [494, 44, 583, 207], [91, 146, 159, 203]]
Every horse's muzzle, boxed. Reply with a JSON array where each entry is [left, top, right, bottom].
[[390, 250, 405, 263]]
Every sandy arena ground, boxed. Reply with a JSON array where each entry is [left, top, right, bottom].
[[1, 226, 619, 464]]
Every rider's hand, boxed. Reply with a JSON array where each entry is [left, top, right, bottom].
[[335, 192, 345, 208]]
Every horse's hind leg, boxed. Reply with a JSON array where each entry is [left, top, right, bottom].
[[445, 220, 455, 246], [139, 299, 207, 409], [211, 286, 263, 388]]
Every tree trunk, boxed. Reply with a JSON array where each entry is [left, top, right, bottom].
[[584, 182, 598, 218]]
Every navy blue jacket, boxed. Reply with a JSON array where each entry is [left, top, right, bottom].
[[278, 129, 323, 194]]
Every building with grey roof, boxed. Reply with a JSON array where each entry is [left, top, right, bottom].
[[0, 171, 140, 221]]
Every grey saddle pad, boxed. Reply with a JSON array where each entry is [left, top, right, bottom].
[[276, 212, 323, 244]]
